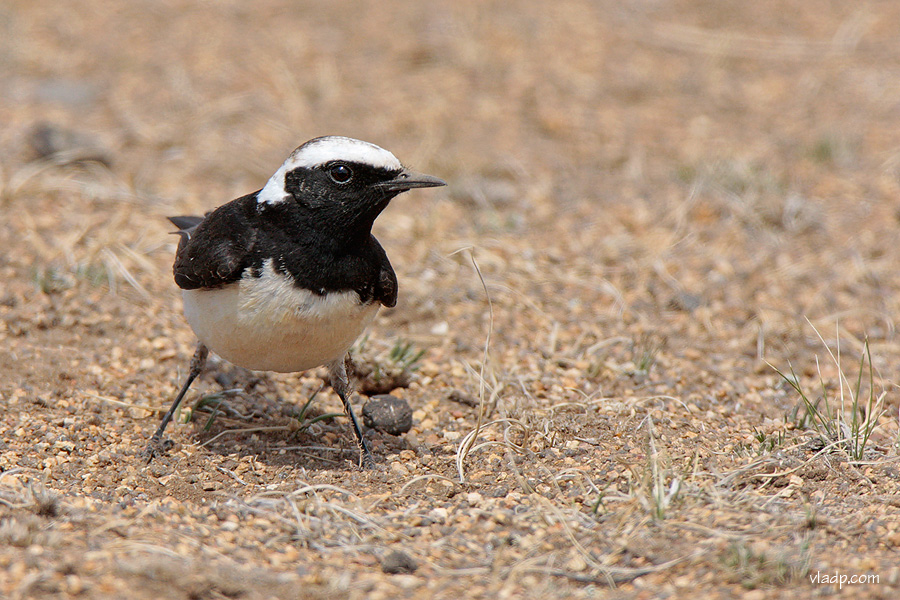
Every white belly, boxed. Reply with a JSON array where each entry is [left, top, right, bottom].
[[181, 259, 379, 373]]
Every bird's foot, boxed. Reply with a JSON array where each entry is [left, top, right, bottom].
[[356, 438, 377, 470], [142, 435, 174, 463]]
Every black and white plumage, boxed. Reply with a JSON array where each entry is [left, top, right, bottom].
[[146, 136, 445, 465]]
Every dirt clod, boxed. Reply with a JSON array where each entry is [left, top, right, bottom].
[[1, 2, 899, 599], [363, 395, 413, 435]]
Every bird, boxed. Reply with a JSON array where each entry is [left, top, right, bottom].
[[145, 136, 446, 466]]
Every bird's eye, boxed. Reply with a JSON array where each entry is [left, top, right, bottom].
[[328, 163, 353, 184]]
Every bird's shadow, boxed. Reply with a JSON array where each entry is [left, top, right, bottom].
[[175, 364, 407, 471]]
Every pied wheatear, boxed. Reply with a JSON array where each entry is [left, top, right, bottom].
[[146, 136, 445, 466]]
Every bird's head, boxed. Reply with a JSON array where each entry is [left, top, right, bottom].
[[257, 136, 445, 237]]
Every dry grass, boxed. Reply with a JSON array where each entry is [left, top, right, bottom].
[[2, 0, 900, 598]]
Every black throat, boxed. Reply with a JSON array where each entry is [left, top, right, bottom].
[[249, 195, 396, 304]]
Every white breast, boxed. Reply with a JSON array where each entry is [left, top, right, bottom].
[[181, 259, 379, 373]]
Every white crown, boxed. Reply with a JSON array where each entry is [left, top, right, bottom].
[[257, 137, 402, 205]]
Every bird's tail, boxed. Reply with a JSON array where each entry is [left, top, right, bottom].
[[167, 215, 204, 241]]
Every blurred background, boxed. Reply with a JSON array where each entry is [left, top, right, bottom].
[[2, 1, 900, 597], [3, 0, 899, 379]]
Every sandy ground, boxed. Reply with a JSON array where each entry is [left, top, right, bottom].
[[2, 1, 900, 598]]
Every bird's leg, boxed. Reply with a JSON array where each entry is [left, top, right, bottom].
[[327, 354, 374, 468], [144, 342, 208, 461]]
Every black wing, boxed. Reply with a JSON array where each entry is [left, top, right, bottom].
[[169, 195, 258, 290], [370, 236, 397, 308]]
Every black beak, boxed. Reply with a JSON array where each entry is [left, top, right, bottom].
[[375, 168, 446, 193]]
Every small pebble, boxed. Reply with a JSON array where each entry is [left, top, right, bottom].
[[381, 549, 417, 574], [390, 461, 410, 476]]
